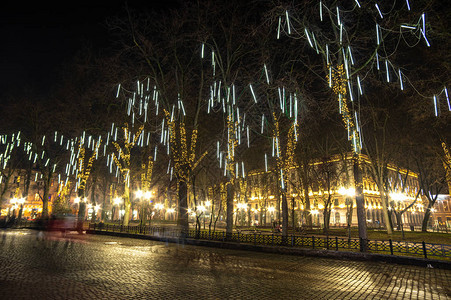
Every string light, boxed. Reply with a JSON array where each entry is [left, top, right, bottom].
[[285, 10, 291, 34], [249, 84, 257, 103], [375, 3, 383, 19], [327, 64, 361, 154], [433, 95, 438, 117], [445, 87, 450, 111]]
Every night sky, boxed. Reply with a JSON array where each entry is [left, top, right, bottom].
[[0, 1, 180, 99]]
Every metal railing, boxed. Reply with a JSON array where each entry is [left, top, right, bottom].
[[88, 223, 450, 260]]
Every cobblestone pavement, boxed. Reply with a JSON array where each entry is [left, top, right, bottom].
[[0, 229, 450, 299]]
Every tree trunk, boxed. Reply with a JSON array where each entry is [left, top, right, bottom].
[[139, 206, 144, 228], [378, 180, 393, 235], [77, 189, 86, 233], [275, 183, 281, 224], [395, 212, 402, 231], [177, 180, 189, 232], [353, 157, 368, 251], [41, 172, 52, 220], [90, 177, 97, 222], [24, 163, 32, 202], [263, 180, 269, 225], [323, 194, 332, 234], [281, 191, 288, 243], [301, 162, 312, 228], [208, 200, 214, 232], [291, 197, 295, 233], [422, 205, 432, 232], [192, 176, 200, 236], [323, 208, 331, 234], [346, 197, 353, 240], [195, 215, 201, 238], [213, 195, 221, 232], [101, 182, 108, 222], [122, 184, 131, 226], [304, 190, 312, 228], [226, 182, 234, 237], [18, 205, 23, 221]]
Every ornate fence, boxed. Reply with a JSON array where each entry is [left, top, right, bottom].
[[88, 223, 450, 260]]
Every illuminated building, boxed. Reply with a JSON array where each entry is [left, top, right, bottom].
[[1, 170, 59, 219], [243, 153, 450, 230]]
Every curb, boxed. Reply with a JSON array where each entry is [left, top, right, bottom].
[[86, 230, 451, 270]]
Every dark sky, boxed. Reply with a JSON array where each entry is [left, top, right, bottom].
[[0, 1, 180, 99]]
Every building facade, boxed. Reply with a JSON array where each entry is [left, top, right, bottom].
[[241, 154, 449, 230], [1, 170, 59, 219], [2, 154, 450, 230]]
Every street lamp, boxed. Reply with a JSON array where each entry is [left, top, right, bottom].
[[154, 203, 164, 220], [17, 197, 25, 221], [113, 197, 122, 206], [267, 206, 275, 225], [113, 197, 123, 222], [135, 190, 144, 199], [167, 208, 175, 221], [86, 203, 101, 222], [205, 200, 212, 228], [144, 191, 153, 200], [74, 196, 87, 206], [197, 205, 208, 229], [9, 198, 17, 222], [135, 189, 154, 226]]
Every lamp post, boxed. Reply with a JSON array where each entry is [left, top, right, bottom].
[[143, 191, 154, 227], [85, 203, 101, 222], [112, 197, 122, 222], [9, 198, 18, 224], [389, 192, 406, 231], [135, 189, 154, 227], [15, 197, 25, 222], [205, 200, 212, 230], [167, 208, 175, 221], [197, 205, 206, 230], [154, 203, 164, 220], [94, 204, 101, 222], [86, 203, 93, 221], [120, 208, 125, 222], [268, 206, 275, 227]]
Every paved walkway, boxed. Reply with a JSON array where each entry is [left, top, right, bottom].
[[0, 229, 450, 299]]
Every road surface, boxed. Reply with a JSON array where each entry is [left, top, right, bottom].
[[0, 229, 449, 299]]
